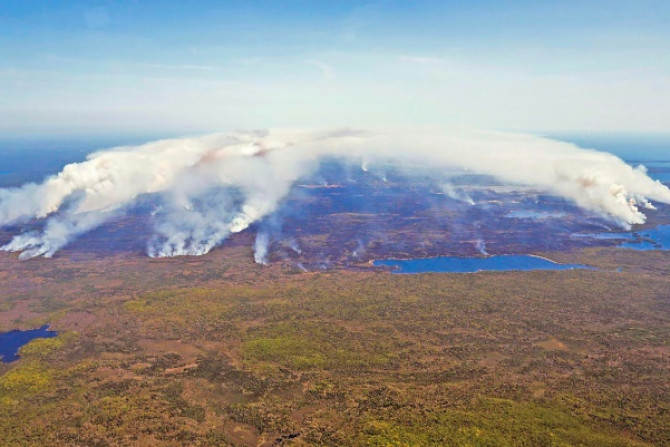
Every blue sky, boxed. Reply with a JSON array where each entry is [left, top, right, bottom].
[[1, 1, 669, 136]]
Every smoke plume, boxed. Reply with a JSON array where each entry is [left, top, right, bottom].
[[1, 128, 669, 259], [253, 231, 270, 265]]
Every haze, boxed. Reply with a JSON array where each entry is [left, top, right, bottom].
[[1, 0, 670, 137]]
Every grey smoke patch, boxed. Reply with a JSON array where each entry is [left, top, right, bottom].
[[351, 239, 367, 260], [253, 231, 270, 265], [285, 237, 302, 255], [250, 206, 301, 264], [360, 160, 390, 183], [442, 183, 475, 205], [1, 128, 670, 259], [474, 239, 488, 255]]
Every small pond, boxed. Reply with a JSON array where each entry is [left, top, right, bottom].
[[0, 325, 58, 363]]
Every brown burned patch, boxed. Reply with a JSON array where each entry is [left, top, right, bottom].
[[479, 351, 510, 368], [90, 365, 142, 385], [222, 419, 261, 446], [52, 311, 97, 332], [138, 339, 204, 363], [0, 300, 44, 331], [529, 382, 548, 398], [129, 362, 153, 372], [535, 337, 569, 351], [302, 234, 329, 243], [164, 363, 199, 375]]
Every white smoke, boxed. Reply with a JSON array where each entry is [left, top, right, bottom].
[[1, 128, 669, 259], [1, 211, 109, 260], [253, 231, 270, 265], [442, 184, 475, 205], [474, 239, 488, 256]]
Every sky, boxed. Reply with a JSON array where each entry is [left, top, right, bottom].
[[1, 0, 669, 137]]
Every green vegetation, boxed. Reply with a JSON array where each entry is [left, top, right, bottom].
[[242, 321, 392, 371], [0, 362, 54, 405], [360, 398, 649, 447]]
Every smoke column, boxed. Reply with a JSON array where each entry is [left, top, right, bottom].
[[1, 128, 669, 259], [253, 231, 270, 265], [474, 239, 489, 256]]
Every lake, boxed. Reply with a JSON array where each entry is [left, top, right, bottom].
[[576, 224, 670, 251], [620, 225, 670, 251], [0, 325, 58, 363], [373, 255, 591, 274]]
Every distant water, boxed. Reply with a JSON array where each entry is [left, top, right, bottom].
[[574, 224, 670, 251], [506, 210, 566, 220], [572, 232, 637, 242], [620, 225, 670, 251], [641, 162, 670, 183], [0, 136, 168, 187], [553, 133, 670, 162], [0, 325, 58, 363], [374, 255, 591, 274]]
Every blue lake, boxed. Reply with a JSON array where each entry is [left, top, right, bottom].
[[374, 255, 591, 274], [620, 225, 670, 251], [0, 325, 58, 363], [574, 225, 670, 251]]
